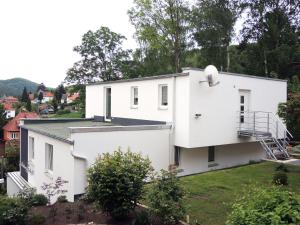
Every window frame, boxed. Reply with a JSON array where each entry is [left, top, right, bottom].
[[208, 146, 215, 163], [29, 136, 34, 161], [158, 84, 168, 109], [45, 143, 53, 172], [131, 86, 139, 108], [174, 146, 181, 166], [11, 132, 17, 139]]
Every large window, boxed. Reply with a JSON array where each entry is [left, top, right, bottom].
[[45, 143, 53, 172], [174, 146, 181, 166], [29, 137, 34, 161], [159, 85, 168, 108], [131, 87, 138, 108], [208, 146, 215, 162]]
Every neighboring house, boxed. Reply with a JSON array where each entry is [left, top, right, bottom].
[[2, 103, 15, 119], [43, 92, 54, 103], [0, 96, 18, 105], [7, 67, 291, 203], [67, 93, 79, 104], [3, 112, 38, 142]]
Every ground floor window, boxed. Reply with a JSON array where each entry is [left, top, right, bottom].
[[45, 143, 53, 172], [174, 146, 181, 166], [208, 146, 215, 162]]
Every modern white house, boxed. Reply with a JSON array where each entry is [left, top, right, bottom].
[[7, 66, 292, 203]]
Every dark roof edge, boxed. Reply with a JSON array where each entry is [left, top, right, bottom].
[[22, 118, 93, 125], [21, 125, 74, 145], [182, 67, 287, 82], [86, 73, 189, 86]]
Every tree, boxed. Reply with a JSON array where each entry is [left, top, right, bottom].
[[191, 0, 240, 72], [21, 87, 28, 103], [0, 104, 7, 139], [25, 98, 31, 112], [227, 185, 300, 224], [87, 149, 152, 219], [240, 0, 300, 77], [38, 92, 43, 103], [65, 27, 130, 84], [54, 84, 66, 104], [128, 0, 190, 73]]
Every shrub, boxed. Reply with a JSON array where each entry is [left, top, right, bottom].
[[227, 185, 300, 225], [0, 196, 28, 225], [56, 109, 71, 115], [87, 149, 152, 219], [57, 195, 68, 203], [28, 213, 46, 225], [17, 187, 36, 206], [134, 211, 151, 225], [147, 170, 186, 225], [31, 194, 48, 206], [273, 171, 288, 185], [275, 163, 289, 172]]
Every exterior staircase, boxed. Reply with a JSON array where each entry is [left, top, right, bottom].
[[237, 111, 292, 160]]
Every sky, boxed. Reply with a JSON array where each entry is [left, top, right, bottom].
[[0, 0, 137, 87]]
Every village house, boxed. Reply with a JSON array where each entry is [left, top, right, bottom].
[[6, 66, 291, 202]]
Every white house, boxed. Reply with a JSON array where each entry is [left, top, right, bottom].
[[7, 67, 291, 203]]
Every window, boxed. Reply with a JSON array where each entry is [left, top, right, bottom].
[[208, 146, 215, 162], [159, 85, 168, 108], [45, 143, 53, 172], [11, 132, 17, 139], [131, 87, 138, 107], [29, 137, 34, 160], [174, 146, 181, 166], [105, 87, 111, 120]]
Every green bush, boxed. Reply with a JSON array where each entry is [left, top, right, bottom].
[[87, 149, 152, 219], [0, 196, 28, 225], [227, 185, 300, 225], [273, 171, 288, 185], [147, 170, 186, 225], [28, 213, 46, 225], [275, 163, 289, 172], [31, 194, 48, 206], [134, 211, 151, 225], [56, 109, 71, 115], [57, 195, 68, 203]]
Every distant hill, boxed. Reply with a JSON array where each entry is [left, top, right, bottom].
[[0, 78, 39, 97]]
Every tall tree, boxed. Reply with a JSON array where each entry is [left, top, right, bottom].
[[38, 92, 43, 103], [128, 0, 190, 73], [191, 0, 240, 72], [26, 98, 32, 112], [240, 0, 300, 77], [21, 87, 28, 102], [65, 27, 130, 84], [54, 84, 66, 103]]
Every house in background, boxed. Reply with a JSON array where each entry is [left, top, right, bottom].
[[6, 66, 291, 202], [67, 92, 80, 104], [0, 96, 18, 105], [2, 103, 15, 119]]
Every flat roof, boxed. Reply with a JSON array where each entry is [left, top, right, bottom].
[[86, 68, 287, 86]]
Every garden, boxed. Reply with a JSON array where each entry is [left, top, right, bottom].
[[0, 151, 300, 225]]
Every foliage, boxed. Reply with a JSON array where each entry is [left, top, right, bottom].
[[147, 170, 186, 225], [38, 92, 43, 103], [0, 104, 8, 139], [227, 185, 300, 225], [278, 92, 300, 141], [56, 109, 71, 115], [65, 26, 130, 84], [31, 194, 48, 206], [41, 177, 68, 204], [0, 78, 38, 97], [54, 84, 66, 103], [21, 87, 29, 102], [87, 149, 152, 219], [0, 195, 29, 225], [28, 213, 46, 225], [57, 195, 68, 203], [273, 171, 288, 186], [129, 0, 190, 73], [275, 163, 289, 173], [134, 211, 151, 225]]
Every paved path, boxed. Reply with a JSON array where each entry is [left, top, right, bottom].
[[275, 158, 300, 166]]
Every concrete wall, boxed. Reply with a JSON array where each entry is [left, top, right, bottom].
[[179, 142, 266, 176], [27, 131, 74, 203], [71, 128, 171, 195], [7, 176, 21, 197], [185, 69, 287, 148], [86, 78, 174, 122]]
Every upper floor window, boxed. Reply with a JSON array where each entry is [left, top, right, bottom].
[[11, 132, 17, 139], [29, 137, 34, 160], [45, 143, 53, 172], [159, 85, 168, 109], [131, 87, 138, 108]]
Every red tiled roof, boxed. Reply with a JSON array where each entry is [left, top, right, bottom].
[[1, 103, 14, 110], [3, 112, 38, 132], [44, 92, 54, 97], [68, 93, 80, 101]]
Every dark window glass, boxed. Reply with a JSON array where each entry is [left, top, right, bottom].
[[208, 146, 215, 162], [174, 146, 180, 166], [240, 96, 244, 104]]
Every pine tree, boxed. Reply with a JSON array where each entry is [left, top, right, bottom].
[[21, 87, 28, 102]]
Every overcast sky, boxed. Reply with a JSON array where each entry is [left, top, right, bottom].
[[0, 0, 137, 87]]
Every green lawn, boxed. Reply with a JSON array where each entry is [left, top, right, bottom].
[[51, 112, 83, 118], [179, 162, 300, 225]]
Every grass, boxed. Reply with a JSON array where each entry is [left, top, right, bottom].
[[180, 161, 300, 225], [51, 112, 83, 118]]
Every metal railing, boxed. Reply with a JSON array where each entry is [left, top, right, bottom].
[[237, 111, 293, 142]]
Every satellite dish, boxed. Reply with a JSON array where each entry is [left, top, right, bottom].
[[202, 65, 220, 87]]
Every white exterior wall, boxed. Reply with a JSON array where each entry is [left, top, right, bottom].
[[5, 110, 15, 119], [7, 176, 21, 196], [71, 128, 171, 195], [86, 78, 174, 122], [27, 131, 74, 203], [179, 142, 265, 176], [184, 69, 287, 148]]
